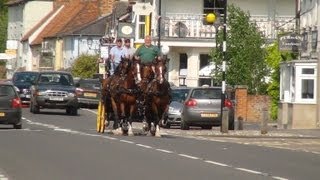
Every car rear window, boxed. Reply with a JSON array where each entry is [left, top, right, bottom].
[[191, 89, 221, 99], [0, 85, 16, 96], [13, 72, 38, 83], [79, 80, 101, 90], [172, 89, 189, 102]]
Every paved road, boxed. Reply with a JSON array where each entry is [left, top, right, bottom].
[[0, 108, 319, 180]]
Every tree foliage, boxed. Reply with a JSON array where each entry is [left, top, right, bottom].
[[210, 4, 268, 94], [265, 42, 297, 120], [71, 54, 98, 78], [0, 0, 8, 52]]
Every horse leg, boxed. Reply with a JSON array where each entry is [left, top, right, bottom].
[[119, 102, 128, 135], [111, 98, 120, 130], [127, 104, 135, 136]]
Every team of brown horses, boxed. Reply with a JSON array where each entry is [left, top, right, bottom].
[[101, 57, 171, 137]]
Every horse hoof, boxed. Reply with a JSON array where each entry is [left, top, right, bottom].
[[112, 128, 122, 135], [104, 121, 109, 127]]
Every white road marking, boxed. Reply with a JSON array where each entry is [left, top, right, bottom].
[[205, 160, 229, 167], [136, 144, 152, 149], [155, 149, 173, 154], [272, 176, 289, 180], [81, 108, 97, 114], [178, 154, 199, 160], [23, 117, 289, 179], [235, 168, 262, 175], [120, 140, 134, 144]]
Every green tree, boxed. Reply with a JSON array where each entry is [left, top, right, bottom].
[[0, 0, 8, 52], [71, 54, 98, 78], [265, 41, 297, 120], [210, 4, 268, 94]]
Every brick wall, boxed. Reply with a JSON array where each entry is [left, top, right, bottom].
[[100, 0, 116, 16], [235, 86, 271, 122]]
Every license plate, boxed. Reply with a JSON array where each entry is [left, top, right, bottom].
[[201, 113, 218, 118], [84, 93, 97, 98], [0, 112, 5, 117], [49, 97, 64, 101]]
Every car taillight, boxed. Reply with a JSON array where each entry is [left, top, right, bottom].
[[12, 97, 22, 108], [224, 99, 233, 108], [185, 99, 197, 107], [76, 88, 83, 96]]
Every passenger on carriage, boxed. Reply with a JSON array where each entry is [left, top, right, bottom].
[[134, 35, 161, 76], [122, 38, 136, 61], [109, 38, 124, 75]]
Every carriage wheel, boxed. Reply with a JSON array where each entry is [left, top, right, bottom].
[[96, 101, 106, 133]]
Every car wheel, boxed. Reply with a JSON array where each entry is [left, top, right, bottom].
[[180, 120, 189, 130], [13, 123, 22, 129], [70, 107, 78, 116]]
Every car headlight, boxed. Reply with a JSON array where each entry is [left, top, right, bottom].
[[37, 91, 47, 96], [68, 92, 76, 97]]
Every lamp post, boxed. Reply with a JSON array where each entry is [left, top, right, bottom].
[[205, 0, 227, 130]]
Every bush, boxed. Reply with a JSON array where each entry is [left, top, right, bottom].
[[71, 54, 98, 78]]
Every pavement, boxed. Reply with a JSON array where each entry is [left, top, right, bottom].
[[160, 122, 320, 139]]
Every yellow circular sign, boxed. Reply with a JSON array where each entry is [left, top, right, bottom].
[[206, 13, 216, 24]]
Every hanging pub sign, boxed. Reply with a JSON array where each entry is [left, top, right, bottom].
[[278, 33, 302, 52]]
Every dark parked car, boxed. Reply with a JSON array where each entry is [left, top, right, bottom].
[[161, 87, 190, 128], [0, 81, 22, 129], [30, 71, 79, 115], [75, 78, 101, 108], [180, 86, 235, 130], [12, 71, 39, 105]]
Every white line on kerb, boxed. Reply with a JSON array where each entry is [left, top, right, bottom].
[[136, 144, 152, 149], [155, 149, 173, 154], [120, 140, 134, 144], [178, 154, 199, 160], [235, 168, 262, 175], [205, 160, 229, 167]]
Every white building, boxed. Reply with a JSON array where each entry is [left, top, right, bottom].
[[5, 0, 53, 78], [141, 0, 296, 87]]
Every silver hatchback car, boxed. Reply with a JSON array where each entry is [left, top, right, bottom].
[[180, 86, 234, 130]]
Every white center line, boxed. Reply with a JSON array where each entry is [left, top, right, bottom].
[[136, 144, 152, 149], [178, 154, 199, 160], [120, 140, 134, 144], [235, 168, 262, 175], [155, 149, 173, 154], [205, 160, 229, 167]]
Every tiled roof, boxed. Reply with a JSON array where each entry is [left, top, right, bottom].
[[21, 9, 58, 42], [30, 0, 101, 45]]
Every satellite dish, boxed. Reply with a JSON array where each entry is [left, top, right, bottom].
[[174, 22, 188, 38]]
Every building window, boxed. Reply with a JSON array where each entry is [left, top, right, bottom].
[[311, 30, 318, 51], [198, 54, 213, 86], [179, 53, 187, 86], [138, 15, 146, 39], [203, 0, 225, 14], [301, 31, 308, 51], [301, 79, 314, 99], [296, 65, 317, 103]]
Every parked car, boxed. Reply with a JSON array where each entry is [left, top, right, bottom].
[[161, 86, 191, 128], [12, 71, 39, 105], [75, 78, 101, 108], [180, 86, 235, 130], [0, 81, 22, 129], [30, 71, 79, 115]]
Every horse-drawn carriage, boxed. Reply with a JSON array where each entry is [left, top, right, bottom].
[[96, 57, 171, 136]]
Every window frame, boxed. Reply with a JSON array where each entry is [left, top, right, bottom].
[[295, 65, 317, 103]]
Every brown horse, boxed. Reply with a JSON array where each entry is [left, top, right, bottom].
[[144, 60, 171, 136], [112, 58, 140, 135], [101, 58, 130, 130]]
